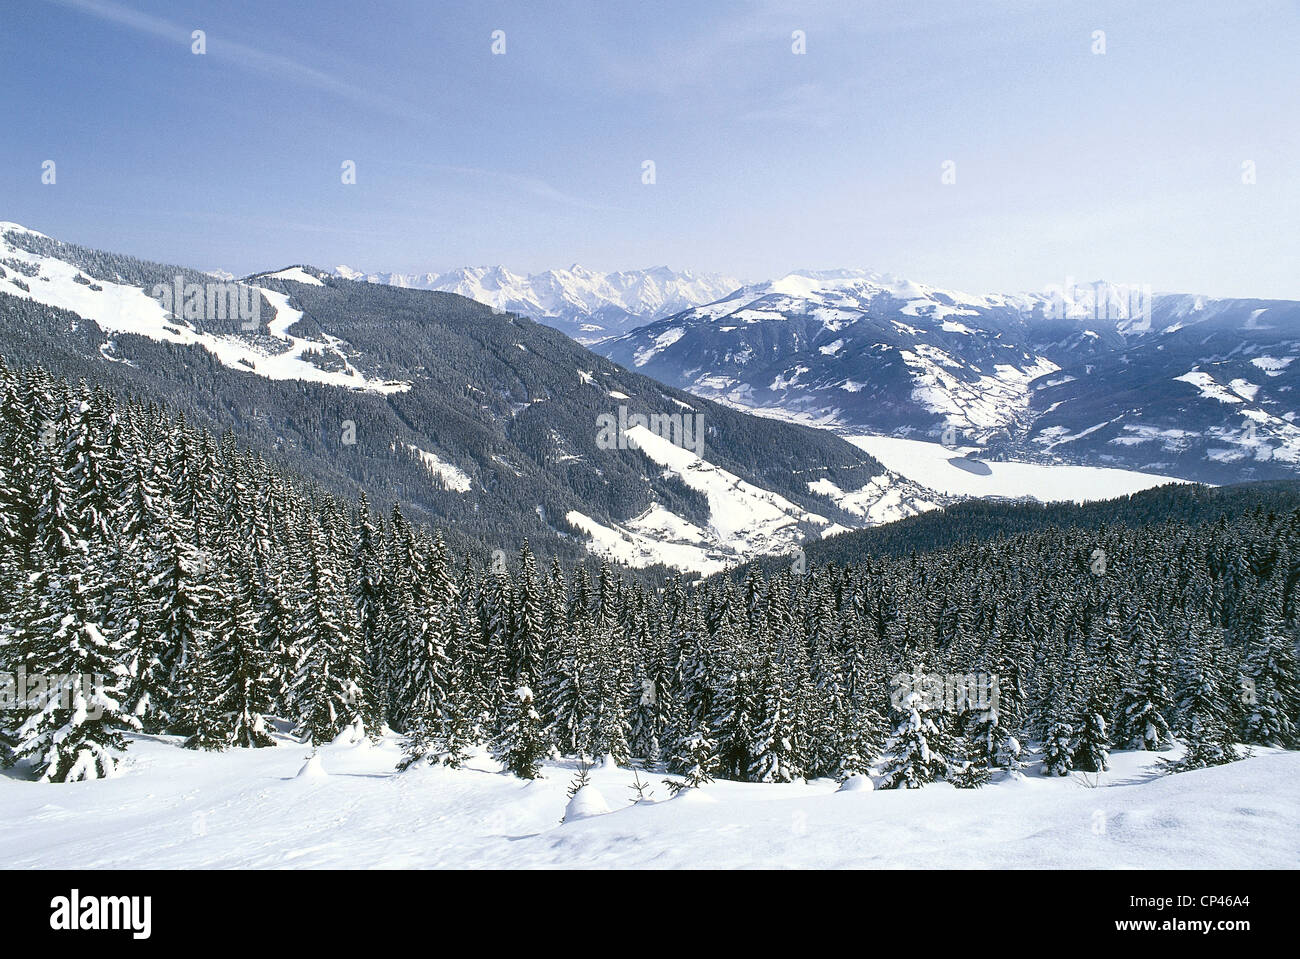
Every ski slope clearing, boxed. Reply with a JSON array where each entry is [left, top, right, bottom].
[[626, 424, 832, 554], [846, 434, 1188, 502], [1, 732, 1294, 869]]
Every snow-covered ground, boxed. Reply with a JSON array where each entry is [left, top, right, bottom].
[[2, 731, 1294, 869], [566, 507, 730, 576], [846, 434, 1188, 502]]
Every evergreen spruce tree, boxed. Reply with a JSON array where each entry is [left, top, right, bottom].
[[147, 506, 210, 733], [493, 681, 547, 779], [665, 713, 718, 791], [210, 555, 276, 748], [547, 613, 591, 757], [1241, 573, 1300, 747], [176, 629, 226, 751], [12, 561, 139, 780], [748, 654, 804, 783], [1242, 630, 1300, 748], [1040, 718, 1075, 776], [708, 659, 756, 781], [579, 627, 628, 764], [949, 745, 993, 788], [1170, 621, 1236, 769], [352, 494, 389, 736], [398, 535, 454, 736], [832, 699, 885, 782], [964, 691, 1022, 772], [293, 518, 361, 746], [509, 542, 547, 689], [1071, 689, 1111, 773], [879, 689, 952, 789]]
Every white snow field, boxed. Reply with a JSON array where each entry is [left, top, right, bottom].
[[845, 434, 1188, 502], [1, 731, 1295, 869]]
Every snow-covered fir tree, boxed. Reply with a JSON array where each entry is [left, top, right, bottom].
[[493, 681, 548, 779], [1170, 619, 1236, 770], [1071, 689, 1112, 774], [1040, 718, 1075, 776], [12, 558, 138, 781], [1241, 573, 1300, 748], [880, 689, 953, 789], [1116, 598, 1174, 750]]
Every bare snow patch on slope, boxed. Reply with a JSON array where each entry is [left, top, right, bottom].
[[806, 473, 941, 525], [568, 426, 849, 573], [253, 289, 409, 393], [1175, 369, 1243, 404], [627, 425, 834, 557], [1169, 369, 1300, 463], [1251, 356, 1295, 376], [402, 444, 473, 492], [899, 348, 1058, 432], [260, 266, 324, 286], [633, 328, 685, 366]]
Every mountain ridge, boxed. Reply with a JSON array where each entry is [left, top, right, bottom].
[[330, 262, 743, 343], [597, 270, 1300, 485], [0, 221, 914, 576]]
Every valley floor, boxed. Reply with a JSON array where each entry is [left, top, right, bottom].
[[845, 433, 1187, 501], [2, 731, 1296, 869]]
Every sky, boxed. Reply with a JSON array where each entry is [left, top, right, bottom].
[[2, 0, 1298, 299]]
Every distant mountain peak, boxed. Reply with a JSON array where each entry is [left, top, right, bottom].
[[329, 263, 743, 343]]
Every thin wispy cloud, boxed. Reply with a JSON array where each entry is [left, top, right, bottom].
[[45, 0, 431, 123], [741, 82, 846, 130], [413, 163, 624, 214]]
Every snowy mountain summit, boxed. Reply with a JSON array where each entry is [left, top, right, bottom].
[[332, 263, 742, 343], [601, 268, 1300, 485]]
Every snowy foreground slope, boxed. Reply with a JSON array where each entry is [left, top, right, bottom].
[[2, 732, 1295, 869]]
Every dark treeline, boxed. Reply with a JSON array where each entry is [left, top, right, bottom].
[[740, 479, 1300, 571], [0, 359, 1296, 786]]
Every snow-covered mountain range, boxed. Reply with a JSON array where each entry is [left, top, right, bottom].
[[332, 263, 742, 343], [0, 223, 1194, 574], [598, 270, 1300, 485], [0, 223, 896, 575]]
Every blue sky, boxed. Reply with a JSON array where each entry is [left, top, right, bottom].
[[3, 0, 1297, 298]]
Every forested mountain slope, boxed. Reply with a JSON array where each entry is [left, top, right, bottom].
[[729, 479, 1300, 576], [2, 356, 1295, 786], [0, 223, 901, 573]]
